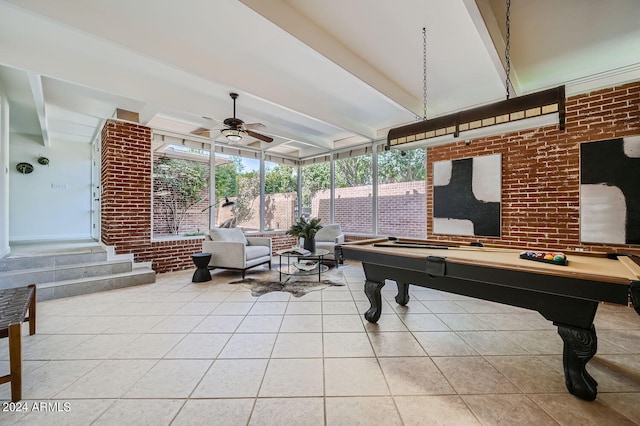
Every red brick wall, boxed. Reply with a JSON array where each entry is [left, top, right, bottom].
[[222, 192, 297, 232], [265, 193, 297, 231], [312, 182, 427, 238], [101, 120, 152, 250], [426, 81, 640, 255]]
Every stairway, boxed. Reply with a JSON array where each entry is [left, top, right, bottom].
[[0, 240, 156, 301]]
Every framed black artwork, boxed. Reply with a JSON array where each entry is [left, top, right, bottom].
[[433, 153, 501, 237], [580, 136, 640, 244]]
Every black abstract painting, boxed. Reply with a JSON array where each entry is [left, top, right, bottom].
[[433, 154, 501, 237], [580, 136, 640, 244]]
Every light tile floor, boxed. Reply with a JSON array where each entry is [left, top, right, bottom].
[[2, 261, 640, 425]]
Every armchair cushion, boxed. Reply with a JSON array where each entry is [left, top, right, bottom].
[[245, 245, 270, 260], [209, 227, 248, 245], [308, 224, 344, 265], [315, 224, 344, 243]]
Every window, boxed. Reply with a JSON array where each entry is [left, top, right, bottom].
[[301, 162, 330, 222], [264, 160, 297, 231], [377, 147, 426, 238], [150, 132, 428, 238], [214, 153, 261, 231], [335, 154, 373, 234], [152, 146, 210, 238]]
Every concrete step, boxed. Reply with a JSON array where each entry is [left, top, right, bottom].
[[0, 259, 134, 290], [36, 267, 157, 301], [0, 250, 108, 272], [1, 241, 155, 301]]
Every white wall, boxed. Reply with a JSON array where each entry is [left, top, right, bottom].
[[0, 93, 9, 256], [9, 134, 92, 241]]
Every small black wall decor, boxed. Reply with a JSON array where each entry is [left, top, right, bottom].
[[433, 153, 501, 237], [580, 136, 640, 244]]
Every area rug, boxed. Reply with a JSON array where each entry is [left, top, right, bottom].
[[230, 267, 346, 298]]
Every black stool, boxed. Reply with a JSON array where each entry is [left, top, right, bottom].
[[191, 253, 212, 282]]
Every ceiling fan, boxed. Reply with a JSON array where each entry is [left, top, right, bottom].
[[198, 92, 273, 144]]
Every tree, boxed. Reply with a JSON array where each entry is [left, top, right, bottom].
[[233, 170, 260, 226], [335, 155, 372, 187], [301, 162, 330, 206], [154, 157, 209, 235], [378, 148, 426, 183], [214, 161, 238, 202], [265, 164, 297, 194]]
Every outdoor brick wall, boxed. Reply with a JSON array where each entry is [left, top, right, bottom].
[[265, 193, 297, 231], [229, 192, 297, 232], [377, 182, 427, 238], [312, 182, 427, 238], [153, 202, 211, 236], [234, 184, 426, 238], [426, 81, 640, 255]]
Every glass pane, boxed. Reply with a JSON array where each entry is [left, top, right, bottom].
[[264, 160, 297, 231], [214, 154, 261, 232], [301, 162, 330, 223], [152, 146, 210, 238], [377, 148, 426, 238], [335, 154, 373, 234]]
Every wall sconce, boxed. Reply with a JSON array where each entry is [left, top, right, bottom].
[[16, 162, 34, 174]]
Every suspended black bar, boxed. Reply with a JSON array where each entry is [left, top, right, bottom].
[[387, 85, 565, 148]]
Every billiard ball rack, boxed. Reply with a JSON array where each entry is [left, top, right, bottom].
[[519, 251, 568, 266]]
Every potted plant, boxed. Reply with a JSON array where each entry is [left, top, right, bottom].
[[286, 216, 323, 252]]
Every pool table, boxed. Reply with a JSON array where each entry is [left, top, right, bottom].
[[339, 238, 640, 401]]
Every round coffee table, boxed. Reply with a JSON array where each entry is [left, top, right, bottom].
[[277, 248, 330, 282], [191, 253, 212, 282]]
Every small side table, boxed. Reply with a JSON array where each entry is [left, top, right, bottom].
[[192, 253, 212, 282]]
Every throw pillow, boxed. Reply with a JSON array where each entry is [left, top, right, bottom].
[[209, 227, 248, 245]]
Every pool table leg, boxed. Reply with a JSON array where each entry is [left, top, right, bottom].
[[364, 279, 385, 323], [556, 323, 598, 401], [395, 282, 410, 306]]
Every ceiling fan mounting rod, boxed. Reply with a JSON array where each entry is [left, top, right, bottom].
[[230, 92, 238, 118]]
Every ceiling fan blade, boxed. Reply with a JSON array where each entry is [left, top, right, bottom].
[[244, 122, 266, 130], [246, 129, 273, 143], [191, 128, 214, 137]]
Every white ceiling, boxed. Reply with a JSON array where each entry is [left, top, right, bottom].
[[0, 0, 639, 159]]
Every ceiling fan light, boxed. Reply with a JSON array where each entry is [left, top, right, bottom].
[[221, 128, 244, 143], [222, 129, 245, 143]]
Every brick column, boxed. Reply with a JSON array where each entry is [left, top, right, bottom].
[[101, 120, 152, 257], [100, 119, 223, 273]]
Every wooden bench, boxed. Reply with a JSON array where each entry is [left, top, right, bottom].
[[0, 284, 36, 402]]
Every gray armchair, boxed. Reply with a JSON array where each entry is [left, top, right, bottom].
[[202, 228, 272, 278], [310, 223, 345, 264]]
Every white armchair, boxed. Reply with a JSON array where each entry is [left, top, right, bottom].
[[312, 223, 345, 264], [202, 228, 272, 278]]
